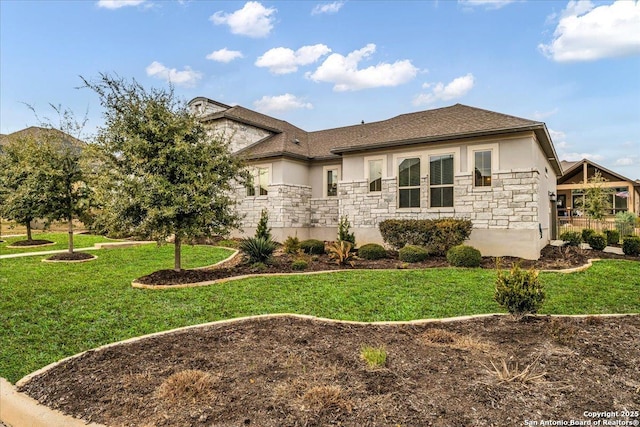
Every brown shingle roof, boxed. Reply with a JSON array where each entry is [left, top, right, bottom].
[[0, 126, 86, 149]]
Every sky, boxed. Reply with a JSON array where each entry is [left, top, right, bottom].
[[1, 0, 639, 179]]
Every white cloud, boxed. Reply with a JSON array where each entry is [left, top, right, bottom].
[[615, 157, 636, 166], [532, 107, 559, 120], [256, 44, 331, 74], [539, 0, 640, 62], [306, 44, 418, 91], [413, 73, 475, 105], [561, 152, 604, 162], [312, 1, 344, 15], [97, 0, 146, 9], [458, 0, 516, 10], [145, 61, 202, 87], [210, 1, 276, 38], [206, 48, 244, 63], [253, 94, 313, 113]]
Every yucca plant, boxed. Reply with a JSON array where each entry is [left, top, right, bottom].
[[239, 236, 278, 264], [328, 240, 356, 266]]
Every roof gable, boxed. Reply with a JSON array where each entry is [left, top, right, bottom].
[[559, 158, 635, 184]]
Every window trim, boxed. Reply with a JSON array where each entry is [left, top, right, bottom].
[[245, 164, 272, 197], [396, 155, 422, 209], [429, 153, 455, 208], [364, 155, 387, 193], [322, 165, 341, 198]]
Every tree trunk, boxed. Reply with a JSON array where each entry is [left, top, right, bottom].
[[26, 221, 33, 241], [174, 235, 181, 272], [68, 217, 74, 254]]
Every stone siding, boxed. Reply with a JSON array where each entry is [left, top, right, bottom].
[[310, 199, 339, 227], [205, 118, 273, 154], [235, 183, 311, 229]]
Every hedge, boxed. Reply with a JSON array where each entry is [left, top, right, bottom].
[[379, 218, 472, 255]]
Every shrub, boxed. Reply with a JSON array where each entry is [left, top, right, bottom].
[[327, 240, 356, 266], [338, 216, 356, 246], [283, 235, 301, 254], [255, 209, 272, 241], [494, 264, 545, 320], [622, 236, 640, 256], [581, 228, 596, 243], [360, 346, 387, 369], [604, 229, 620, 246], [291, 259, 309, 271], [446, 245, 482, 267], [379, 219, 472, 254], [239, 236, 278, 263], [300, 239, 325, 254], [398, 245, 429, 263], [587, 233, 607, 251], [357, 243, 387, 260], [615, 211, 637, 237], [559, 231, 582, 246]]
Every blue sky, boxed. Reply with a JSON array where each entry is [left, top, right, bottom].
[[1, 0, 639, 178]]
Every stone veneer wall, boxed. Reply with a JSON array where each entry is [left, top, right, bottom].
[[206, 119, 273, 154], [235, 184, 312, 229]]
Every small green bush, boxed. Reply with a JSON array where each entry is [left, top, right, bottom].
[[239, 237, 278, 263], [615, 211, 637, 237], [604, 229, 620, 246], [559, 231, 582, 246], [446, 245, 482, 267], [338, 216, 356, 246], [291, 259, 309, 271], [249, 262, 268, 272], [360, 346, 387, 369], [622, 236, 640, 256], [358, 243, 387, 260], [379, 218, 472, 254], [494, 264, 545, 319], [587, 233, 607, 251], [283, 235, 301, 254], [581, 228, 596, 243], [300, 239, 325, 254], [255, 209, 272, 241], [398, 245, 429, 263]]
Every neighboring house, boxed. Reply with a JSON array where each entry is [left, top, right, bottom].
[[190, 97, 561, 260], [557, 159, 640, 217], [0, 126, 85, 150]]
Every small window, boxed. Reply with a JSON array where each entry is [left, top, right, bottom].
[[258, 167, 269, 196], [246, 176, 255, 196], [430, 154, 454, 207], [368, 159, 383, 192], [246, 167, 268, 196], [398, 158, 420, 208], [474, 150, 492, 187], [327, 169, 338, 197]]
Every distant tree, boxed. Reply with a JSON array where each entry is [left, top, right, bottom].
[[576, 171, 613, 221], [83, 74, 247, 271]]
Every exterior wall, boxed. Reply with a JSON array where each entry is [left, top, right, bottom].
[[205, 118, 273, 154]]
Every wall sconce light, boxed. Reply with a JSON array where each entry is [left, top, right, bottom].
[[548, 191, 557, 202]]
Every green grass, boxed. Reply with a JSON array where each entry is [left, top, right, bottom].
[[1, 245, 638, 383], [0, 232, 119, 255]]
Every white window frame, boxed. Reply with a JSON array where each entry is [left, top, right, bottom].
[[364, 155, 387, 193], [429, 153, 456, 208], [323, 165, 341, 198], [246, 164, 272, 197], [467, 143, 499, 188], [395, 154, 423, 209]]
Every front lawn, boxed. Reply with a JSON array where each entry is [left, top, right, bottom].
[[1, 243, 638, 383], [0, 232, 119, 255]]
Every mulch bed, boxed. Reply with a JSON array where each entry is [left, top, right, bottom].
[[6, 239, 54, 247], [136, 245, 640, 286], [18, 314, 640, 427], [46, 252, 96, 261]]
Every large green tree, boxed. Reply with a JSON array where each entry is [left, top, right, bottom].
[[84, 74, 246, 271], [577, 170, 613, 221]]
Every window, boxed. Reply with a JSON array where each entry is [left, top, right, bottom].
[[326, 168, 338, 197], [430, 154, 454, 207], [474, 150, 491, 187], [258, 167, 269, 196], [245, 176, 255, 196], [368, 159, 383, 192], [246, 167, 269, 196], [398, 158, 421, 208], [612, 187, 629, 214]]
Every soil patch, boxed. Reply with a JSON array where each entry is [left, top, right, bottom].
[[6, 239, 54, 247], [137, 245, 639, 286], [18, 315, 640, 427], [45, 252, 96, 261]]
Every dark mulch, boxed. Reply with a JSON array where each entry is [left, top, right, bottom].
[[18, 315, 640, 427], [7, 239, 54, 247], [46, 252, 96, 261], [136, 245, 639, 286]]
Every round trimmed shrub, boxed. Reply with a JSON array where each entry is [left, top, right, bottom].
[[358, 243, 387, 260], [446, 245, 482, 267], [622, 236, 640, 256], [559, 231, 582, 247], [587, 233, 607, 251], [581, 228, 596, 243], [300, 239, 325, 254], [604, 229, 620, 246], [398, 245, 429, 263], [291, 259, 309, 271]]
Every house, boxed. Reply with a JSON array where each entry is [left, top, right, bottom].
[[189, 97, 561, 260], [557, 159, 640, 217]]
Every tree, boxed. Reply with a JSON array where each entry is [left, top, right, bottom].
[[83, 74, 247, 271], [576, 171, 613, 221]]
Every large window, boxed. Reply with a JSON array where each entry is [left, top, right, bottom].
[[474, 150, 492, 187], [326, 168, 338, 197], [430, 154, 454, 207], [368, 159, 383, 192], [398, 158, 421, 208], [612, 187, 629, 214], [246, 167, 269, 196]]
